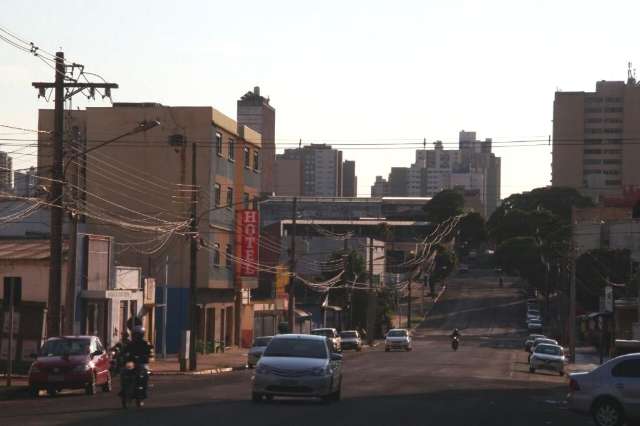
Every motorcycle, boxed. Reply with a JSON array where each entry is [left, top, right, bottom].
[[120, 357, 149, 408], [451, 336, 459, 351]]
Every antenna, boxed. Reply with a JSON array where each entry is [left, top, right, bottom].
[[628, 61, 636, 84]]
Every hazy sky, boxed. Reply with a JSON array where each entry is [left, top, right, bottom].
[[2, 0, 638, 198]]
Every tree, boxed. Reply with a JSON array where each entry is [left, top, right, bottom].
[[431, 244, 457, 284], [457, 211, 487, 249], [494, 237, 547, 293], [423, 189, 464, 223], [575, 249, 632, 311]]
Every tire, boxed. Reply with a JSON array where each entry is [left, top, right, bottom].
[[529, 366, 535, 373], [265, 395, 274, 402], [46, 387, 57, 397], [385, 348, 390, 352], [85, 374, 97, 396], [102, 372, 112, 392], [252, 392, 263, 403], [248, 363, 254, 369], [592, 398, 624, 426], [559, 370, 564, 377], [406, 347, 412, 352]]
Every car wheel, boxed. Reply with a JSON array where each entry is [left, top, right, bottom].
[[248, 363, 253, 369], [252, 392, 263, 403], [558, 370, 564, 377], [28, 386, 39, 398], [46, 387, 57, 397], [85, 373, 97, 396], [529, 366, 535, 373], [406, 347, 412, 351], [385, 348, 390, 352], [102, 372, 112, 392], [265, 395, 274, 402], [593, 398, 624, 426]]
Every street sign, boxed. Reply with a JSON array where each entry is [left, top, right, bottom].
[[605, 285, 613, 313]]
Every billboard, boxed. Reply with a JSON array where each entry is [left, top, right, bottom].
[[237, 210, 259, 277]]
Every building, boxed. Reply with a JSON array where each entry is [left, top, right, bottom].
[[342, 160, 357, 197], [374, 132, 501, 217], [552, 76, 640, 202], [37, 102, 262, 352], [274, 144, 350, 197], [0, 151, 12, 192], [237, 87, 276, 196], [14, 166, 37, 197]]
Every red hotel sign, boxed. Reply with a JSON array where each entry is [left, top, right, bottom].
[[238, 210, 259, 277]]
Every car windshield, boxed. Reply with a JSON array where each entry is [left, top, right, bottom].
[[253, 337, 272, 347], [388, 330, 407, 337], [536, 345, 562, 355], [263, 338, 328, 359], [340, 331, 357, 338], [41, 338, 91, 357], [311, 329, 334, 338]]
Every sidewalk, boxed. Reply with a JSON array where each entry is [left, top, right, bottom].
[[566, 346, 602, 374], [151, 347, 249, 375], [0, 377, 29, 401]]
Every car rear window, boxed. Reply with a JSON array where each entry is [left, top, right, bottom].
[[340, 331, 357, 338], [41, 338, 91, 356], [253, 337, 272, 347], [311, 329, 334, 338], [263, 338, 328, 359], [535, 345, 562, 356], [388, 330, 408, 337]]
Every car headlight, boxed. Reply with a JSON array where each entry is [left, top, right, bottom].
[[311, 366, 332, 376], [256, 364, 271, 375], [73, 364, 90, 373]]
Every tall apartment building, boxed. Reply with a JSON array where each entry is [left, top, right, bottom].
[[37, 103, 262, 351], [14, 166, 37, 197], [274, 144, 355, 197], [342, 160, 357, 197], [0, 151, 12, 192], [237, 87, 276, 196], [552, 77, 640, 202], [372, 131, 501, 216]]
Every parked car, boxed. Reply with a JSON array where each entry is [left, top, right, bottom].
[[527, 321, 544, 332], [252, 334, 343, 402], [528, 337, 558, 361], [385, 329, 412, 352], [311, 328, 342, 353], [523, 334, 547, 352], [28, 336, 112, 397], [568, 353, 640, 426], [248, 336, 273, 368], [529, 343, 566, 376], [459, 264, 470, 273], [339, 330, 362, 351]]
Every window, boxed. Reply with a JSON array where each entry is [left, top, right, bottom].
[[228, 139, 235, 161], [213, 243, 220, 267], [226, 186, 233, 208], [226, 244, 233, 269], [584, 138, 602, 145], [586, 97, 603, 103], [586, 118, 602, 123], [605, 118, 623, 124], [214, 183, 221, 206], [605, 107, 623, 113], [607, 138, 623, 144], [612, 360, 640, 377], [583, 149, 602, 155], [243, 192, 250, 209], [603, 159, 622, 165], [604, 128, 622, 134], [603, 149, 622, 155], [583, 159, 601, 165], [585, 107, 601, 113], [244, 146, 251, 168], [603, 170, 620, 175], [215, 132, 223, 156], [606, 180, 622, 186], [253, 150, 260, 171], [605, 97, 623, 103], [252, 197, 259, 210], [583, 169, 601, 175], [586, 128, 602, 134]]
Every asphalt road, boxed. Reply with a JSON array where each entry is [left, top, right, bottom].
[[0, 273, 593, 426]]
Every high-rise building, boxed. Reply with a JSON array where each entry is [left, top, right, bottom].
[[0, 151, 12, 192], [14, 166, 37, 197], [375, 131, 501, 217], [552, 77, 640, 202], [342, 160, 357, 197], [238, 87, 276, 195], [274, 144, 347, 197]]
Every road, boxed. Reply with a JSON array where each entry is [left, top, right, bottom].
[[0, 273, 591, 426]]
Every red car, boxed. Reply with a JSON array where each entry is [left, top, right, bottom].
[[28, 335, 112, 397]]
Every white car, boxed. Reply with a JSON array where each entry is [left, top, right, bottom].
[[527, 320, 543, 332], [528, 337, 557, 361], [247, 336, 273, 368], [385, 329, 412, 352], [339, 330, 362, 351], [529, 343, 566, 376], [568, 353, 640, 426], [523, 334, 547, 352], [311, 328, 342, 353], [252, 334, 343, 402]]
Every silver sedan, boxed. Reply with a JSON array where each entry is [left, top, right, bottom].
[[529, 343, 566, 376], [252, 334, 343, 402]]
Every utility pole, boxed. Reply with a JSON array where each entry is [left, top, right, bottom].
[[569, 210, 576, 363], [287, 197, 297, 332], [367, 237, 375, 345], [163, 255, 168, 359], [32, 52, 118, 338], [407, 277, 412, 329], [189, 141, 198, 370]]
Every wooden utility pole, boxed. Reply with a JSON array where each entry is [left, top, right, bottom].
[[189, 141, 198, 370], [407, 277, 412, 329], [569, 209, 576, 363], [287, 197, 297, 332], [367, 237, 375, 345], [33, 53, 118, 337]]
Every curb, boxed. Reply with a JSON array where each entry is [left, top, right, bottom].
[[153, 365, 248, 376]]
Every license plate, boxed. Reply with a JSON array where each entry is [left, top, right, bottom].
[[279, 379, 298, 386], [48, 374, 64, 382]]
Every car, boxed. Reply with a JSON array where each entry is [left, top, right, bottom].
[[28, 336, 112, 397], [528, 337, 558, 361], [311, 328, 342, 353], [529, 343, 566, 375], [527, 313, 541, 321], [339, 330, 362, 351], [459, 264, 470, 273], [527, 321, 543, 332], [568, 353, 640, 426], [248, 336, 273, 368], [523, 334, 547, 352], [385, 329, 412, 352], [251, 334, 343, 402]]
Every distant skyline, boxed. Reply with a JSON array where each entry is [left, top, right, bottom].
[[2, 0, 639, 199]]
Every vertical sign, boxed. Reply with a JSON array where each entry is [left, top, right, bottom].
[[238, 210, 259, 277]]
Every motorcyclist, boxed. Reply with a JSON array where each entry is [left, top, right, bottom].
[[450, 328, 461, 339], [110, 331, 130, 373], [120, 325, 153, 402]]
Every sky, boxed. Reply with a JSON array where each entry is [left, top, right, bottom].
[[1, 0, 639, 199]]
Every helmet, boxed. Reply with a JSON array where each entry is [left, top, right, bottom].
[[453, 328, 459, 333], [133, 325, 145, 336]]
